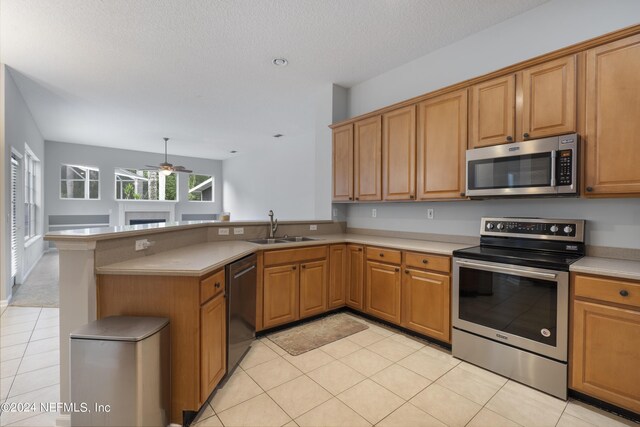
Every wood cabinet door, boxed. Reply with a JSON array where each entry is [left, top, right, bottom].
[[522, 55, 576, 139], [354, 115, 382, 200], [383, 105, 416, 200], [470, 74, 515, 148], [300, 259, 328, 318], [571, 300, 640, 413], [416, 90, 467, 200], [328, 244, 347, 309], [332, 124, 354, 201], [263, 264, 299, 328], [584, 34, 640, 196], [346, 245, 364, 311], [401, 269, 450, 342], [200, 293, 226, 404], [365, 260, 401, 324]]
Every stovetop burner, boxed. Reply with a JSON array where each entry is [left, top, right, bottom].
[[453, 245, 584, 271]]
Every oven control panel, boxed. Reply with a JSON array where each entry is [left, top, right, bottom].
[[481, 218, 585, 242]]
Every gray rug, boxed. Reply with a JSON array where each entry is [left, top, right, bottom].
[[10, 251, 59, 308], [267, 313, 369, 356]]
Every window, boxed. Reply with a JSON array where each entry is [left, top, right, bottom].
[[115, 169, 177, 201], [60, 164, 100, 199], [24, 146, 40, 241], [188, 174, 214, 202]]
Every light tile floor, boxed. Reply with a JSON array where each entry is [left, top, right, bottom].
[[194, 314, 636, 427], [0, 308, 635, 427], [0, 306, 60, 427]]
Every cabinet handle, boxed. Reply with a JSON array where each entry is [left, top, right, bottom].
[[586, 187, 593, 192], [379, 253, 384, 257], [292, 266, 297, 270], [620, 290, 629, 297], [523, 133, 530, 139], [506, 136, 513, 142], [395, 268, 400, 272], [215, 282, 221, 289], [422, 259, 429, 264]]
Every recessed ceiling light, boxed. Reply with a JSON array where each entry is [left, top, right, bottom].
[[273, 134, 284, 138], [230, 150, 237, 153], [272, 58, 288, 67]]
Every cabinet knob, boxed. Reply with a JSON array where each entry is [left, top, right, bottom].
[[460, 192, 465, 197], [355, 197, 359, 200], [523, 133, 530, 139], [301, 265, 306, 269], [379, 253, 384, 257], [215, 282, 221, 289], [348, 197, 353, 200], [620, 290, 629, 297], [422, 259, 429, 264], [292, 266, 297, 270], [409, 195, 415, 199], [395, 268, 400, 272], [358, 248, 363, 252], [586, 187, 593, 192], [404, 269, 409, 274], [506, 136, 513, 142]]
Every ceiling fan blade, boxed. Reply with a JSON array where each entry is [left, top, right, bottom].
[[173, 166, 193, 173]]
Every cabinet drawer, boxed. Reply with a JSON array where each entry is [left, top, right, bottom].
[[201, 269, 225, 304], [264, 246, 328, 266], [574, 274, 640, 309], [366, 246, 402, 265], [404, 252, 450, 273]]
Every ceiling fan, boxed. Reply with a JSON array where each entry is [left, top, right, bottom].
[[146, 137, 192, 175]]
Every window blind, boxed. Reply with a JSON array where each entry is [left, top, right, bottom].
[[10, 155, 18, 278]]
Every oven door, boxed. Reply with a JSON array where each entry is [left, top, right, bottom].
[[452, 257, 568, 361]]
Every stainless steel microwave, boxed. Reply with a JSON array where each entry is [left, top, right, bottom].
[[465, 134, 578, 198]]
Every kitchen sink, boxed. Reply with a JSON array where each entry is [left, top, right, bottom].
[[247, 238, 288, 244], [282, 236, 319, 242]]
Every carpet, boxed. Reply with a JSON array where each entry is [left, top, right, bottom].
[[10, 251, 59, 308], [267, 313, 369, 356]]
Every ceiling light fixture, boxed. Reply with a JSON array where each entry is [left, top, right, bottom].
[[272, 58, 288, 67], [273, 134, 283, 138], [230, 150, 237, 154]]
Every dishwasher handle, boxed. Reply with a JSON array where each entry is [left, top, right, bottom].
[[233, 264, 256, 279]]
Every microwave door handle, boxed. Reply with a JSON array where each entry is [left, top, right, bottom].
[[550, 150, 557, 187], [456, 260, 558, 280]]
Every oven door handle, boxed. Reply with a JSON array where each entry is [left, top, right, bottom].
[[455, 260, 558, 280]]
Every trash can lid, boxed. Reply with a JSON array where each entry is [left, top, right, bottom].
[[70, 316, 169, 342]]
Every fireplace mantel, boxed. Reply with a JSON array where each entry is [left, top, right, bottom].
[[117, 201, 177, 226]]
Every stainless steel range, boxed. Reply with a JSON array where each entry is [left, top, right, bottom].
[[452, 217, 585, 399]]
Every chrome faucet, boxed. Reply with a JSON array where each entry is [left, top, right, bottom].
[[268, 210, 278, 239]]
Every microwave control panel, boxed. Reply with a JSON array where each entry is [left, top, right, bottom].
[[557, 150, 573, 186]]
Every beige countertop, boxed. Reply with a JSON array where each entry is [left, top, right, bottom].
[[96, 233, 471, 276], [570, 256, 640, 281]]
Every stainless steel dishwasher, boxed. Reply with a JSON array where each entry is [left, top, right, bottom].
[[226, 254, 257, 375]]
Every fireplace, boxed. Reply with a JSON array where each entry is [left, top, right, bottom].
[[129, 219, 167, 226]]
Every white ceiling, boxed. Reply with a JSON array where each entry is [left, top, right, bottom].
[[1, 0, 549, 160]]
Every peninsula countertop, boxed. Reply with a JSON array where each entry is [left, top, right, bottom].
[[95, 233, 472, 276]]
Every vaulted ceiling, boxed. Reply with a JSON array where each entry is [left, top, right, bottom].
[[1, 0, 549, 159]]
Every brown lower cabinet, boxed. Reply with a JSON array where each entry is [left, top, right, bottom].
[[262, 246, 328, 328], [328, 244, 347, 309], [97, 270, 227, 424], [346, 244, 364, 310], [401, 268, 451, 343], [365, 260, 402, 324], [570, 274, 640, 413]]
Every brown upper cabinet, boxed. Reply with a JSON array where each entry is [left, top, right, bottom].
[[354, 115, 382, 201], [521, 55, 576, 139], [416, 89, 468, 199], [470, 56, 577, 148], [584, 34, 640, 196], [383, 106, 416, 200], [332, 124, 354, 201], [470, 74, 516, 148]]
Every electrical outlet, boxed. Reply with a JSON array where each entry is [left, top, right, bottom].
[[427, 209, 434, 220], [310, 224, 318, 231], [135, 239, 149, 251], [233, 227, 244, 235], [372, 208, 377, 218], [333, 208, 338, 217], [218, 228, 230, 235]]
